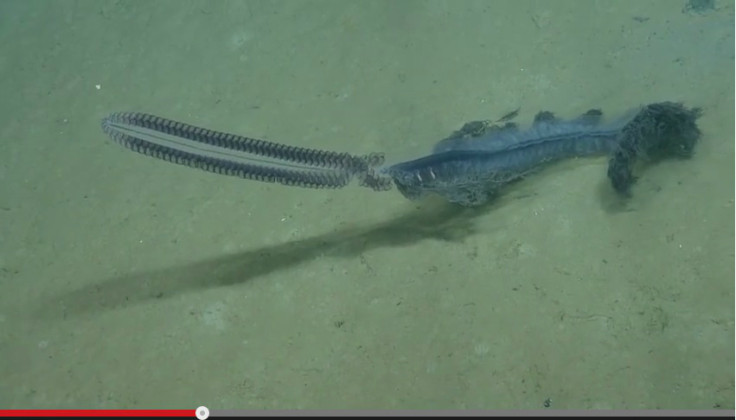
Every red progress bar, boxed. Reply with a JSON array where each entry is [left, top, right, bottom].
[[0, 410, 195, 417]]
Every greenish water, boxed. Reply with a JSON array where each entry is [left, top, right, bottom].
[[0, 0, 733, 410]]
